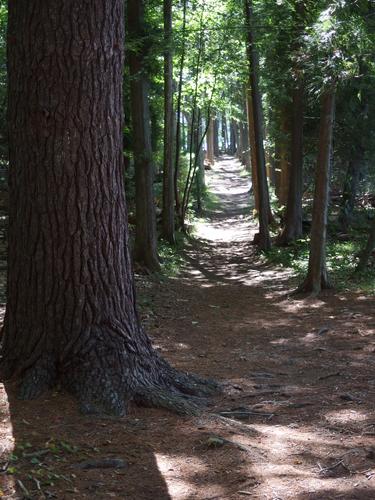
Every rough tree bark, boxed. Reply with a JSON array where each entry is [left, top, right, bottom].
[[244, 0, 271, 250], [128, 0, 160, 271], [162, 0, 175, 244], [1, 0, 216, 416], [297, 89, 336, 295]]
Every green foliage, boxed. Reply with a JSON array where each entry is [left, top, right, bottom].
[[266, 222, 375, 293], [158, 233, 186, 277]]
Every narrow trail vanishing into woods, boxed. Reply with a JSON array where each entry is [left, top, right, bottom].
[[1, 156, 375, 500]]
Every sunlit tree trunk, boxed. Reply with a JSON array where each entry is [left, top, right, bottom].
[[207, 117, 215, 165], [213, 117, 220, 157], [246, 89, 259, 212], [297, 89, 336, 295]]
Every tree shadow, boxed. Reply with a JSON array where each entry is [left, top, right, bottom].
[[1, 383, 172, 499]]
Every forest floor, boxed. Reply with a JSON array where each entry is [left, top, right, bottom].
[[1, 156, 375, 499]]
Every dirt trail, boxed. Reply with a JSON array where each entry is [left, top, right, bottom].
[[1, 156, 375, 499]]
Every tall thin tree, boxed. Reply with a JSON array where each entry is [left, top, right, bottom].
[[244, 0, 272, 250], [162, 0, 175, 243], [128, 0, 160, 271], [297, 88, 336, 295]]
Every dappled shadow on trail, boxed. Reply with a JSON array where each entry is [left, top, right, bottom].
[[140, 156, 375, 498]]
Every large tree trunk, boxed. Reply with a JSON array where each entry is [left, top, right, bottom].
[[128, 0, 160, 271], [162, 0, 175, 244], [244, 0, 271, 250], [297, 90, 336, 295], [1, 0, 216, 416], [277, 85, 304, 245]]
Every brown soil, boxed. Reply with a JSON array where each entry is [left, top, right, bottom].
[[1, 156, 375, 499]]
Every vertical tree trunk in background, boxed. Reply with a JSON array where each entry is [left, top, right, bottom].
[[229, 120, 237, 155], [162, 0, 175, 243], [338, 157, 362, 231], [182, 113, 189, 153], [128, 0, 160, 271], [246, 89, 259, 212], [213, 117, 220, 157], [222, 115, 228, 152], [174, 0, 187, 217], [356, 217, 375, 273], [1, 0, 216, 415], [278, 111, 290, 207], [194, 115, 205, 215], [277, 0, 305, 245], [243, 123, 251, 170], [278, 85, 304, 244], [244, 0, 271, 250], [297, 90, 336, 295], [239, 121, 248, 166], [207, 117, 215, 165], [233, 121, 240, 159]]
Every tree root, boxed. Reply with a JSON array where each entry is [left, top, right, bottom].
[[5, 324, 221, 418], [17, 356, 56, 400], [134, 387, 201, 416]]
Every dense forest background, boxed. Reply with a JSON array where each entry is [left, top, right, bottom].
[[0, 1, 374, 292]]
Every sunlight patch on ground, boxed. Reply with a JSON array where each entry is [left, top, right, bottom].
[[194, 219, 252, 243], [155, 453, 226, 499], [0, 385, 16, 498], [325, 409, 369, 424]]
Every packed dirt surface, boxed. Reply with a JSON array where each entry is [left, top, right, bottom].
[[1, 156, 375, 499]]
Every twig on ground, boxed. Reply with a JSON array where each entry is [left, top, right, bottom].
[[318, 371, 341, 381], [208, 433, 264, 460], [317, 459, 351, 476]]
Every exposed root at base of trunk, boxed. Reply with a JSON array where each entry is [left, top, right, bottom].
[[1, 325, 221, 417], [17, 355, 56, 401], [134, 388, 201, 416], [292, 273, 333, 297]]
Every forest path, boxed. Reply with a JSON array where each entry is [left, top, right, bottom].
[[141, 156, 375, 499], [1, 157, 375, 500]]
